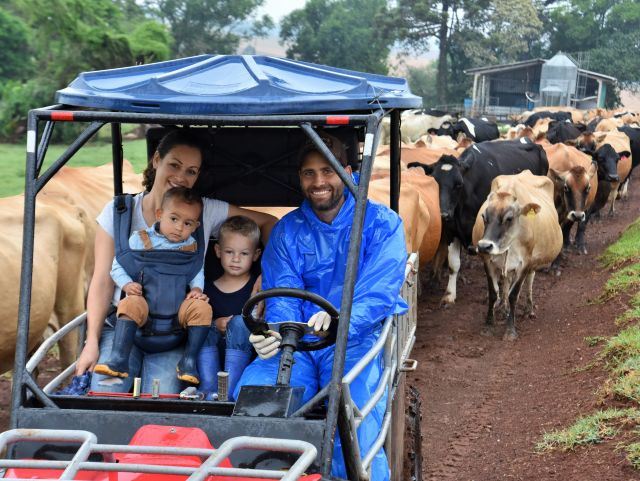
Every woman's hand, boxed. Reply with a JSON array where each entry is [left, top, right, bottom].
[[75, 339, 99, 375]]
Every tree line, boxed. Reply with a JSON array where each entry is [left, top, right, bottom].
[[1, 0, 638, 141]]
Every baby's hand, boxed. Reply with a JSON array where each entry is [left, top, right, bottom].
[[214, 316, 232, 332], [123, 282, 143, 296], [186, 288, 208, 301]]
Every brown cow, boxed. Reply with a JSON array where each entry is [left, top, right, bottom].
[[0, 192, 92, 373], [543, 143, 598, 254], [0, 162, 143, 373], [472, 171, 562, 340]]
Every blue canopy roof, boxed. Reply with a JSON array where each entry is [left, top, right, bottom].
[[56, 55, 422, 115]]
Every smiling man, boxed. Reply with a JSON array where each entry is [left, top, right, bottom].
[[234, 132, 408, 480]]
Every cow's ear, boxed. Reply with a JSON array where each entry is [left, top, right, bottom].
[[563, 139, 577, 146], [520, 203, 541, 218], [548, 168, 565, 185], [595, 132, 607, 143]]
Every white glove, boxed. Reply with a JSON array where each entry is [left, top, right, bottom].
[[308, 311, 331, 332], [249, 330, 282, 360]]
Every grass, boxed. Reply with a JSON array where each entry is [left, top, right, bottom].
[[537, 214, 640, 469], [0, 138, 148, 198]]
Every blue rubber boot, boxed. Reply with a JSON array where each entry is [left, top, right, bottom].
[[224, 349, 252, 401], [94, 319, 137, 378], [196, 344, 220, 395], [177, 326, 210, 384]]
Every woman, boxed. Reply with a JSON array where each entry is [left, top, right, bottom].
[[75, 129, 276, 394]]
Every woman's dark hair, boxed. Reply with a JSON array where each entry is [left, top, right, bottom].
[[142, 129, 207, 191]]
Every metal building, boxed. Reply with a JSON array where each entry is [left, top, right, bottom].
[[464, 52, 616, 118]]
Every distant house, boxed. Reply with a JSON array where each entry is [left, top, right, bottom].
[[464, 52, 616, 118]]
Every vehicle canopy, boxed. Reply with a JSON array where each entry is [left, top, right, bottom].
[[10, 55, 421, 481]]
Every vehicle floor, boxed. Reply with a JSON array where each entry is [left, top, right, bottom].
[[412, 175, 640, 481]]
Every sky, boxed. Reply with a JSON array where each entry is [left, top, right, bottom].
[[256, 0, 307, 21]]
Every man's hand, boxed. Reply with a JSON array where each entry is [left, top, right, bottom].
[[214, 315, 232, 333], [186, 288, 208, 301], [249, 330, 282, 360], [123, 282, 143, 296], [308, 311, 331, 333]]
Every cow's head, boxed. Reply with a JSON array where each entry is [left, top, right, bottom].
[[477, 191, 540, 255], [548, 163, 597, 222], [437, 122, 455, 139], [592, 144, 620, 181], [575, 132, 596, 156], [407, 155, 463, 221]]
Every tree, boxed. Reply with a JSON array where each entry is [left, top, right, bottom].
[[405, 63, 439, 108], [0, 8, 31, 82], [130, 21, 173, 64], [280, 0, 396, 75], [144, 0, 272, 57], [543, 0, 640, 93]]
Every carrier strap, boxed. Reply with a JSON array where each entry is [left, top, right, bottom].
[[138, 229, 153, 250]]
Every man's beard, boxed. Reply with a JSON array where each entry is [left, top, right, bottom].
[[309, 189, 343, 212]]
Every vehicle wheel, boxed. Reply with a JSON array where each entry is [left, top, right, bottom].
[[403, 385, 423, 481]]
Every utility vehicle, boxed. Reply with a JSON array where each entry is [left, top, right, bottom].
[[3, 55, 422, 481]]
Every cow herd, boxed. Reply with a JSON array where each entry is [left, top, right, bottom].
[[379, 106, 640, 340], [5, 107, 639, 375]]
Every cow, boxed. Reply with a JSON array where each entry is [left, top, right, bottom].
[[471, 171, 562, 340], [593, 130, 632, 213], [0, 162, 143, 373], [408, 138, 549, 306], [437, 117, 500, 142], [0, 192, 92, 373], [524, 111, 573, 128], [543, 143, 598, 254], [617, 125, 640, 193], [545, 120, 587, 144], [380, 110, 454, 144]]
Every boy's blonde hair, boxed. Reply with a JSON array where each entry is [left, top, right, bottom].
[[218, 215, 260, 247]]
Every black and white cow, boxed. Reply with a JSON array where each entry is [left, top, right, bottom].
[[408, 138, 549, 305], [546, 120, 587, 144], [524, 111, 573, 128], [436, 117, 500, 142]]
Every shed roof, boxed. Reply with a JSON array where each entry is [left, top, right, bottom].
[[56, 54, 422, 115]]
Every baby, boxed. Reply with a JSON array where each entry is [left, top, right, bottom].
[[94, 186, 212, 385]]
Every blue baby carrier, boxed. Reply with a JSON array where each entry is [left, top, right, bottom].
[[113, 194, 205, 352]]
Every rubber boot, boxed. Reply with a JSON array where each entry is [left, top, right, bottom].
[[94, 319, 138, 378], [177, 326, 210, 384], [196, 344, 220, 395], [224, 349, 252, 401]]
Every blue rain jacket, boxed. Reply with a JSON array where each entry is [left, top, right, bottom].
[[262, 183, 408, 340], [237, 180, 407, 480]]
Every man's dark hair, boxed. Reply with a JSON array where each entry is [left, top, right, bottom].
[[143, 129, 207, 191], [298, 131, 348, 168], [161, 186, 203, 212]]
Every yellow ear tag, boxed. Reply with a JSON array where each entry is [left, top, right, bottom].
[[526, 209, 536, 218]]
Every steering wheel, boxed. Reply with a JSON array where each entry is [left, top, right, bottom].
[[242, 288, 340, 351]]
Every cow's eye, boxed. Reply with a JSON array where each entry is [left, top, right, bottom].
[[564, 184, 570, 193], [482, 212, 488, 223], [503, 214, 513, 224]]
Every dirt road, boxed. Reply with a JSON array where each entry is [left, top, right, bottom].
[[412, 176, 640, 481]]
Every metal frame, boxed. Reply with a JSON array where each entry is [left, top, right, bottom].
[[10, 103, 411, 480], [0, 429, 317, 480]]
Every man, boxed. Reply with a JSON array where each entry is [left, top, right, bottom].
[[234, 133, 408, 481]]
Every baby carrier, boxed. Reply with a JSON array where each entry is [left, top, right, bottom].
[[113, 194, 205, 352]]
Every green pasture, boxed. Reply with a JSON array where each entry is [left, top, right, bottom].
[[0, 140, 148, 198], [538, 219, 640, 469]]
